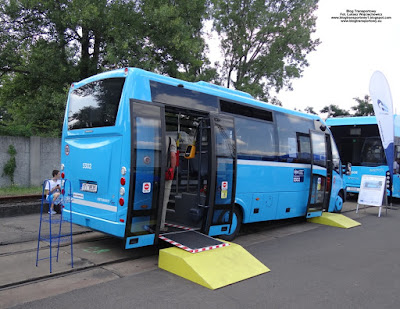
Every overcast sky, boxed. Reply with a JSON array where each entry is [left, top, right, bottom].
[[206, 0, 400, 116], [277, 0, 400, 115]]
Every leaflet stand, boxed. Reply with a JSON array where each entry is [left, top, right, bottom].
[[356, 175, 387, 218], [36, 179, 73, 273]]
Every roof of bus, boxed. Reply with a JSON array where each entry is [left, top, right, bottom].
[[71, 67, 323, 123], [326, 115, 400, 127], [325, 116, 377, 126]]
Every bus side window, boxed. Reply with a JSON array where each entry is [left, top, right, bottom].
[[276, 113, 313, 163], [235, 116, 277, 161]]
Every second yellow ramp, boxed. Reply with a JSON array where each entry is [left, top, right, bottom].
[[308, 212, 361, 228]]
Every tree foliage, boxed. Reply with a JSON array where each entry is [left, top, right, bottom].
[[351, 95, 374, 116], [320, 95, 374, 118], [320, 104, 350, 118], [0, 0, 214, 136], [211, 0, 320, 101], [0, 0, 321, 136], [304, 106, 317, 115]]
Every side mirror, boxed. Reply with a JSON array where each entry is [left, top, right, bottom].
[[342, 162, 352, 175], [184, 145, 196, 159]]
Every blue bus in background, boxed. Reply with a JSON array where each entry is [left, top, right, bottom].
[[60, 68, 345, 249], [326, 116, 400, 197]]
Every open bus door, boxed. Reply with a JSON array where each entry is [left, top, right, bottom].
[[157, 114, 236, 252], [125, 100, 166, 249], [307, 130, 331, 218], [204, 115, 237, 237]]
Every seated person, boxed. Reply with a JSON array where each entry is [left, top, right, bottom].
[[45, 170, 62, 215], [394, 158, 400, 174]]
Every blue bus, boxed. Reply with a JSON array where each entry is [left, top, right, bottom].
[[326, 116, 400, 197], [60, 68, 345, 249]]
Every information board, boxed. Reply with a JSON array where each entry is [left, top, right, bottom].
[[357, 175, 386, 207]]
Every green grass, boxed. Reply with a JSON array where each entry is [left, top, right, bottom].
[[0, 185, 42, 197]]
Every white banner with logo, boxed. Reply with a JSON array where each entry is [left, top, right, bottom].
[[369, 71, 394, 176]]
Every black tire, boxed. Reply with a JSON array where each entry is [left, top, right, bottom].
[[333, 191, 344, 213], [217, 205, 242, 241]]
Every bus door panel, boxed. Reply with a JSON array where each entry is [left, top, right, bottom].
[[307, 130, 328, 217], [205, 115, 237, 235], [324, 133, 333, 210], [125, 100, 165, 247]]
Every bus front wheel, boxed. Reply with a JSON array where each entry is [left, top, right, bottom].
[[333, 192, 344, 213], [217, 206, 242, 241]]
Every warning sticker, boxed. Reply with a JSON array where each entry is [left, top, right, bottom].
[[143, 182, 151, 193], [221, 181, 228, 199], [221, 190, 228, 199], [293, 169, 304, 183]]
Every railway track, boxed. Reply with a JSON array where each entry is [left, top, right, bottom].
[[0, 231, 160, 291], [0, 194, 42, 204], [0, 195, 314, 293], [0, 214, 307, 292], [0, 194, 43, 218]]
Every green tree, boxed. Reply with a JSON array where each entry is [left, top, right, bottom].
[[0, 0, 213, 136], [320, 104, 350, 118], [211, 0, 320, 101], [351, 95, 374, 116], [269, 96, 282, 106], [304, 106, 317, 115]]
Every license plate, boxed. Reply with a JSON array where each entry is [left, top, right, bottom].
[[347, 186, 360, 192], [81, 183, 98, 193]]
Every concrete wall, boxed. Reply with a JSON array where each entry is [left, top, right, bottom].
[[0, 136, 61, 187]]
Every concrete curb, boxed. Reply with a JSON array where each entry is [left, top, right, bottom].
[[0, 203, 42, 218]]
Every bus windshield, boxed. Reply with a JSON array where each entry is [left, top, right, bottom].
[[360, 137, 386, 166], [68, 78, 125, 130]]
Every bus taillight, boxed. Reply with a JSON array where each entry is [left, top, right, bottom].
[[119, 198, 124, 206], [61, 172, 65, 179], [120, 177, 126, 185], [327, 176, 331, 192]]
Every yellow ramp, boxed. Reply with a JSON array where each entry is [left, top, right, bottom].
[[308, 212, 361, 228], [158, 242, 270, 290]]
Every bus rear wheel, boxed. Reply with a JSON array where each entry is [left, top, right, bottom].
[[217, 206, 242, 241]]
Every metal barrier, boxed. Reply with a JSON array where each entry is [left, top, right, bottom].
[[36, 179, 73, 273]]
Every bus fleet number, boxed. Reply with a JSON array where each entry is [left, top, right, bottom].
[[83, 163, 92, 169]]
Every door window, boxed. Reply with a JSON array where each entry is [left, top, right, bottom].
[[311, 133, 327, 167]]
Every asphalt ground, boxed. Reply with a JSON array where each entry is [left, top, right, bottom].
[[0, 199, 399, 308]]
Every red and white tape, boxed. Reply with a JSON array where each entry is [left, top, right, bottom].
[[164, 223, 194, 231], [158, 235, 230, 254], [159, 235, 191, 252], [190, 243, 230, 253]]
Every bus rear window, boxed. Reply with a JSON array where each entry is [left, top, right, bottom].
[[68, 78, 125, 130]]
